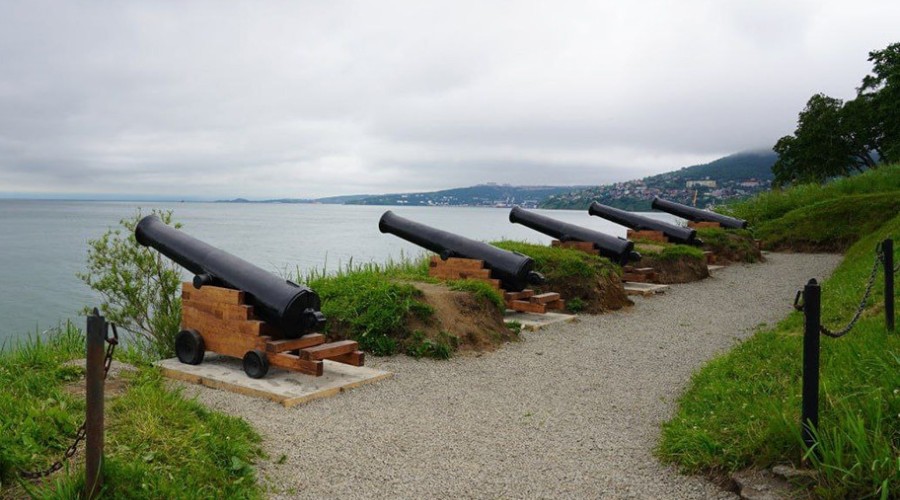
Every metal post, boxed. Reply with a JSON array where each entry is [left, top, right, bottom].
[[801, 279, 821, 454], [884, 239, 894, 333], [85, 309, 106, 499]]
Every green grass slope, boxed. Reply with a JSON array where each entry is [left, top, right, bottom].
[[658, 214, 900, 498]]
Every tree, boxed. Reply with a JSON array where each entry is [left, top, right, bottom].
[[859, 42, 900, 163], [78, 209, 183, 359]]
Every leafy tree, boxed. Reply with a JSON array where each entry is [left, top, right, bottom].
[[859, 42, 900, 163], [78, 209, 183, 359]]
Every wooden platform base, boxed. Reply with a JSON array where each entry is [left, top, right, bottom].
[[688, 221, 721, 229], [182, 283, 362, 377], [703, 251, 717, 264], [621, 266, 658, 283], [623, 282, 670, 297], [551, 240, 599, 255], [428, 257, 565, 314], [158, 354, 392, 407], [627, 230, 668, 243]]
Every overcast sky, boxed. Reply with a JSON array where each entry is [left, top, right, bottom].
[[1, 1, 898, 199]]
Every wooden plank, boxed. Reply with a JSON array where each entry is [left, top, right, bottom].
[[504, 289, 535, 301], [328, 350, 365, 366], [300, 340, 359, 361], [269, 352, 323, 376], [508, 300, 546, 314], [430, 256, 485, 270], [530, 292, 561, 304], [182, 299, 252, 321], [632, 267, 655, 274], [265, 334, 325, 353], [181, 283, 244, 305], [545, 299, 566, 310], [627, 230, 668, 243], [182, 305, 266, 337], [688, 221, 721, 229]]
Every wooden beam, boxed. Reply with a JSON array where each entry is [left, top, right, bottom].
[[300, 340, 359, 361], [181, 283, 244, 305], [265, 334, 326, 353], [328, 350, 365, 366]]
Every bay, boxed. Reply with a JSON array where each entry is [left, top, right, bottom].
[[0, 200, 679, 345]]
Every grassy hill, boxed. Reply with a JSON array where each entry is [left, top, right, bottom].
[[346, 184, 587, 208]]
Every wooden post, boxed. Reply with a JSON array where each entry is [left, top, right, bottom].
[[85, 309, 106, 499], [800, 279, 821, 457], [884, 239, 894, 332]]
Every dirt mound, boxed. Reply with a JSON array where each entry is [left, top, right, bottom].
[[698, 229, 764, 264], [637, 254, 710, 284], [410, 282, 515, 353], [541, 272, 632, 314]]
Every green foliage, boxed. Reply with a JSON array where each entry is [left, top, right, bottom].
[[78, 210, 183, 360], [657, 244, 705, 262], [565, 297, 585, 313], [0, 326, 262, 498], [491, 240, 617, 281], [446, 279, 505, 311], [504, 321, 523, 335], [772, 41, 900, 186], [658, 214, 900, 498], [301, 256, 435, 356], [696, 228, 758, 263], [755, 192, 900, 251], [405, 331, 456, 360], [719, 163, 900, 227]]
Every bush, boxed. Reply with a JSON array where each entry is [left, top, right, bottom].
[[78, 210, 182, 360]]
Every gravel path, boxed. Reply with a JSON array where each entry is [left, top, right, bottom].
[[186, 252, 841, 499]]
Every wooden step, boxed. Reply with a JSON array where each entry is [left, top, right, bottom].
[[300, 340, 359, 361], [265, 334, 325, 353], [504, 289, 535, 301], [328, 350, 365, 366], [530, 292, 561, 304], [545, 299, 566, 311], [507, 300, 546, 314]]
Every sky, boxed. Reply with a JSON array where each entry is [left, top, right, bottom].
[[1, 1, 898, 200]]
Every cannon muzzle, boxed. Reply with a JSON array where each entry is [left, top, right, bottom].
[[650, 197, 748, 229], [588, 202, 702, 246], [509, 206, 639, 265], [379, 210, 538, 292], [135, 215, 325, 338]]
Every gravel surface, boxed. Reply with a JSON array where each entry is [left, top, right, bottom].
[[185, 252, 842, 499]]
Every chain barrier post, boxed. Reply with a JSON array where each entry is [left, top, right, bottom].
[[800, 279, 821, 456], [884, 238, 894, 333], [85, 308, 106, 499]]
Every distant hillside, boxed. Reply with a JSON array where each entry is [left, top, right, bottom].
[[346, 184, 588, 208], [540, 151, 776, 210], [216, 194, 371, 204]]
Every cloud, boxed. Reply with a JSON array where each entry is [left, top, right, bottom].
[[0, 0, 898, 198]]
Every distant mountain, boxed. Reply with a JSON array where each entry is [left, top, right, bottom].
[[346, 184, 590, 208], [216, 194, 371, 204], [540, 150, 776, 210]]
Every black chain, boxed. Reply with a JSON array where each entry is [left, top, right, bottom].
[[20, 324, 119, 479], [819, 245, 883, 338]]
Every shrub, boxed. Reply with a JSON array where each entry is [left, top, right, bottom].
[[78, 210, 182, 360]]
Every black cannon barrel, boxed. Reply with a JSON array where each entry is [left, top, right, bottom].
[[588, 202, 702, 246], [135, 215, 325, 338], [651, 197, 748, 229], [508, 206, 640, 265], [378, 210, 543, 292]]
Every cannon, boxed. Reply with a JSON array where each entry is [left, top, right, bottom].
[[651, 197, 748, 229], [508, 206, 640, 265], [379, 210, 544, 291], [135, 215, 344, 378], [588, 202, 702, 246]]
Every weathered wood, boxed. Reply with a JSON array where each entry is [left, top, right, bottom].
[[429, 256, 486, 270], [687, 221, 721, 229], [265, 334, 326, 353], [551, 240, 599, 255], [268, 352, 323, 376], [530, 292, 561, 304], [181, 283, 244, 305], [328, 350, 365, 366], [545, 299, 566, 310], [507, 300, 546, 314], [504, 289, 535, 301], [182, 306, 266, 337], [300, 340, 360, 361], [703, 251, 716, 264], [182, 298, 252, 321], [627, 230, 668, 243]]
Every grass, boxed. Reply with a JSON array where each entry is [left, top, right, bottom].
[[491, 240, 618, 280], [719, 163, 900, 227], [299, 254, 506, 358], [754, 192, 900, 252], [696, 227, 760, 263], [0, 325, 262, 498], [658, 214, 900, 499]]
